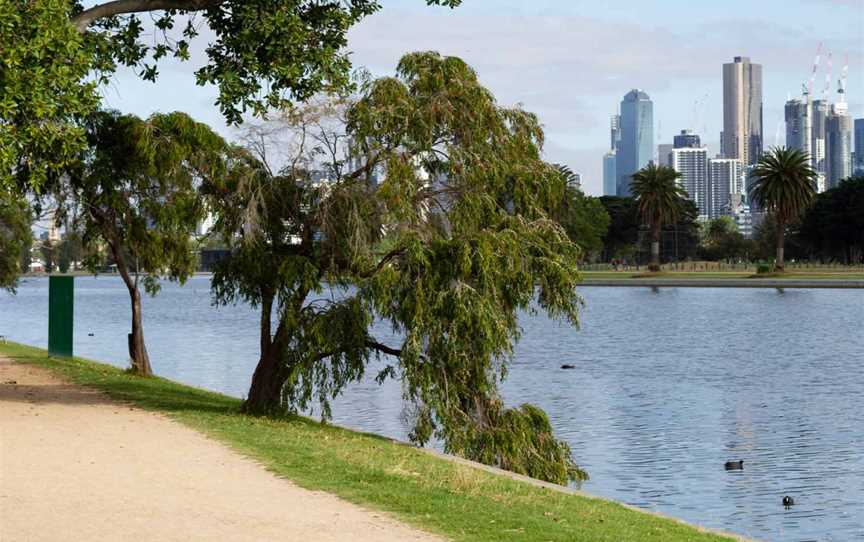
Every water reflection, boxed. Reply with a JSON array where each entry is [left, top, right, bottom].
[[1, 277, 863, 541]]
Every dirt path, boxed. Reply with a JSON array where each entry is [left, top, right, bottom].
[[0, 357, 442, 542]]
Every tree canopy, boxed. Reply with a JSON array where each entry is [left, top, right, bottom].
[[630, 163, 687, 269], [554, 177, 610, 260], [64, 110, 228, 375], [207, 52, 587, 485], [1, 0, 460, 193], [0, 192, 31, 291], [750, 147, 817, 270], [796, 176, 864, 264]]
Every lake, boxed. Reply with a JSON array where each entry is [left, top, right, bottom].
[[1, 276, 862, 541]]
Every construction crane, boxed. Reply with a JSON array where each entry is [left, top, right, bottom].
[[808, 42, 823, 97], [839, 53, 849, 103], [822, 51, 833, 100], [689, 93, 709, 135]]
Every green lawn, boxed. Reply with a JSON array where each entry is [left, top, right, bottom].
[[581, 271, 864, 280], [1, 341, 740, 542]]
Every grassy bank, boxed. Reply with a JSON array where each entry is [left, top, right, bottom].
[[1, 341, 739, 542], [581, 270, 864, 281]]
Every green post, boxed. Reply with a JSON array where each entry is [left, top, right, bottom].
[[48, 276, 74, 357]]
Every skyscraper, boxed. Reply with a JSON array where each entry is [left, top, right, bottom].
[[610, 114, 622, 151], [657, 144, 674, 168], [722, 56, 763, 165], [671, 147, 709, 219], [826, 109, 851, 188], [854, 118, 864, 175], [785, 98, 809, 153], [603, 152, 617, 196], [826, 79, 852, 188], [709, 158, 745, 220], [811, 100, 828, 172], [673, 130, 701, 149], [616, 89, 654, 197]]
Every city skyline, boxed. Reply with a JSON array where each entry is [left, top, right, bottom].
[[93, 0, 863, 195]]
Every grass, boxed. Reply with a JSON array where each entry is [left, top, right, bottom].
[[0, 341, 740, 542], [581, 270, 864, 281]]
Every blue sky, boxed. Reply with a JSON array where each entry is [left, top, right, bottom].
[[98, 0, 863, 195]]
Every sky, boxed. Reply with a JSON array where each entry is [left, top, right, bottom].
[[98, 0, 864, 195]]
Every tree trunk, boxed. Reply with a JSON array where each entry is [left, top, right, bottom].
[[242, 346, 287, 414], [649, 223, 661, 271], [775, 218, 786, 272], [128, 287, 153, 376], [242, 292, 288, 414], [105, 230, 153, 377]]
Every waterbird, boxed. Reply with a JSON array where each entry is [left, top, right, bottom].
[[88, 333, 95, 337], [560, 364, 576, 370], [724, 460, 744, 470], [783, 496, 794, 508]]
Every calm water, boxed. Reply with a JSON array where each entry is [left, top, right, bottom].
[[1, 276, 863, 541]]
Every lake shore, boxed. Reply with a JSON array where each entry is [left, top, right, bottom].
[[0, 341, 747, 542], [579, 271, 864, 288]]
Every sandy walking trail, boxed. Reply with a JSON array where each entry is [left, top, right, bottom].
[[0, 357, 442, 542]]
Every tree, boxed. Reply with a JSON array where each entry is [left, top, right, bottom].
[[2, 0, 459, 194], [58, 231, 85, 273], [599, 196, 640, 262], [0, 192, 32, 291], [208, 53, 588, 485], [64, 110, 228, 376], [554, 171, 610, 260], [0, 2, 99, 193], [630, 164, 687, 271], [699, 216, 750, 262], [796, 176, 864, 264], [749, 147, 817, 271]]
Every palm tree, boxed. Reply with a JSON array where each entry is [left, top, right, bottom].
[[631, 163, 687, 271], [749, 147, 817, 271]]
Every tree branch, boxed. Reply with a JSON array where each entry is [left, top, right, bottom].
[[357, 247, 405, 278], [365, 340, 402, 358], [72, 0, 222, 33]]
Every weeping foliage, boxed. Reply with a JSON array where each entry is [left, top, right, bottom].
[[206, 146, 384, 416], [353, 52, 586, 484], [211, 52, 587, 485], [69, 110, 227, 293]]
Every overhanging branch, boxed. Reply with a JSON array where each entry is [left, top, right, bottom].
[[72, 0, 222, 33]]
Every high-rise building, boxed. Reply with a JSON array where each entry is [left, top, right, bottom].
[[725, 194, 754, 238], [671, 146, 709, 219], [709, 158, 745, 220], [673, 130, 701, 149], [616, 89, 654, 197], [610, 114, 622, 151], [854, 118, 864, 175], [722, 56, 763, 165], [603, 151, 617, 196], [826, 109, 852, 188], [657, 144, 673, 168], [811, 100, 829, 171], [826, 79, 852, 189], [785, 98, 809, 153]]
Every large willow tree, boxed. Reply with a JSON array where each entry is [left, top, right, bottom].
[[209, 53, 588, 485]]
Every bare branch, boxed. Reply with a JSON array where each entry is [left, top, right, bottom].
[[72, 0, 221, 33]]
